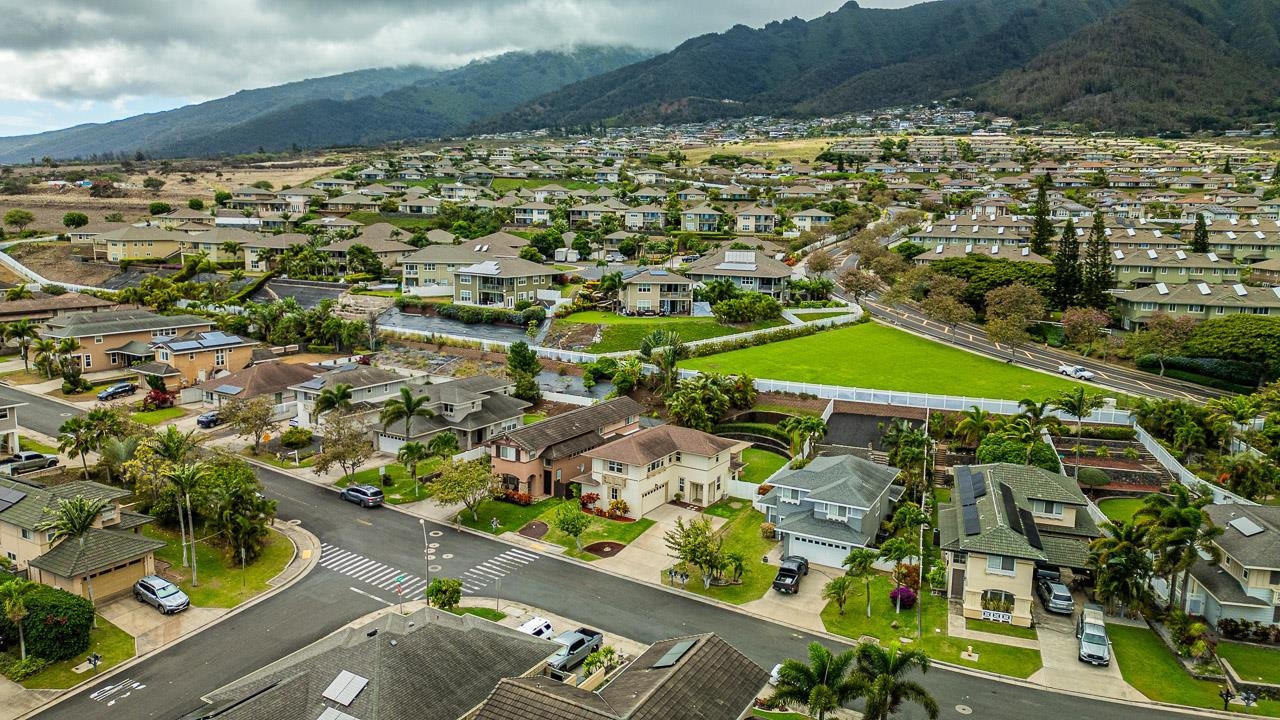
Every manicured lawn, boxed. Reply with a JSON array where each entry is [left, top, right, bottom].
[[20, 616, 135, 689], [965, 618, 1038, 640], [451, 607, 507, 622], [0, 369, 51, 385], [741, 448, 788, 485], [143, 524, 295, 608], [664, 504, 778, 604], [1097, 497, 1145, 524], [558, 311, 785, 353], [461, 497, 566, 534], [704, 497, 750, 519], [542, 508, 656, 561], [241, 448, 316, 470], [794, 311, 851, 322], [1217, 641, 1280, 684], [336, 459, 443, 504], [131, 407, 187, 426], [822, 574, 1043, 678], [523, 413, 546, 425], [19, 437, 58, 455], [750, 711, 812, 720], [685, 322, 1094, 402], [933, 487, 951, 505]]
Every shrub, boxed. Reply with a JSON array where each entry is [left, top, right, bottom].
[[1135, 355, 1262, 386], [1074, 425, 1137, 441], [1077, 467, 1111, 486], [760, 522, 776, 539], [307, 344, 335, 354], [607, 499, 629, 518], [712, 292, 783, 323], [280, 427, 313, 449], [579, 492, 600, 508], [1, 656, 49, 681], [757, 484, 774, 497], [0, 586, 94, 662], [500, 490, 532, 506], [889, 586, 917, 609], [686, 323, 821, 358]]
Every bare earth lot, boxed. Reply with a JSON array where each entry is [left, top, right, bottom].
[[6, 242, 118, 286]]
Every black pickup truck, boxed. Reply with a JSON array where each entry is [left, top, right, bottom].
[[772, 555, 809, 594]]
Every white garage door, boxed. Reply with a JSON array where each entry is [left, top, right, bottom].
[[639, 480, 668, 516], [378, 434, 405, 454], [787, 534, 850, 569]]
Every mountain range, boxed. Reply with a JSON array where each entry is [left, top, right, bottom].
[[4, 0, 1280, 163]]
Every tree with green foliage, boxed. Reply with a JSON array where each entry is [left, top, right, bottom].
[[142, 176, 165, 192], [0, 578, 37, 659], [426, 578, 462, 610], [313, 382, 353, 422], [432, 458, 496, 522], [61, 211, 88, 230], [188, 198, 205, 211], [4, 209, 34, 232], [639, 329, 685, 394], [344, 244, 383, 277], [1052, 388, 1106, 478], [1029, 180, 1054, 255], [57, 416, 96, 480], [854, 643, 939, 720], [1125, 311, 1196, 376], [1089, 519, 1153, 616], [1051, 219, 1082, 309], [380, 386, 433, 438], [553, 503, 592, 551], [313, 412, 372, 480], [204, 456, 276, 563], [507, 341, 542, 376], [1189, 213, 1210, 253], [878, 537, 914, 613], [842, 547, 879, 618], [396, 441, 429, 496], [1080, 212, 1113, 310], [222, 396, 278, 454], [426, 431, 460, 461], [822, 576, 857, 615], [4, 319, 38, 373], [148, 202, 172, 216], [769, 642, 862, 720], [37, 496, 110, 623], [1183, 315, 1280, 388]]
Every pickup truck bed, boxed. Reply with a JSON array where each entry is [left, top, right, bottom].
[[546, 628, 603, 672]]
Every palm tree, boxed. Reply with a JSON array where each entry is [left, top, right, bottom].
[[31, 337, 57, 378], [1051, 388, 1105, 479], [998, 418, 1041, 463], [770, 642, 863, 720], [953, 406, 994, 448], [426, 431, 460, 460], [313, 383, 353, 422], [5, 286, 32, 301], [822, 576, 858, 615], [638, 329, 685, 394], [843, 548, 879, 618], [854, 643, 939, 720], [85, 406, 124, 449], [219, 240, 244, 259], [597, 271, 624, 300], [1136, 485, 1220, 611], [779, 415, 829, 458], [0, 578, 37, 659], [724, 550, 747, 582], [1206, 395, 1260, 452], [57, 416, 96, 479], [152, 425, 199, 464], [98, 436, 139, 486], [380, 386, 433, 438], [1017, 397, 1059, 434], [1089, 520, 1153, 616], [397, 441, 429, 498], [164, 462, 208, 569], [37, 496, 109, 625], [879, 537, 914, 613], [4, 320, 39, 373]]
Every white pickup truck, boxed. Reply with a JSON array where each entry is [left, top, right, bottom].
[[1057, 364, 1096, 381]]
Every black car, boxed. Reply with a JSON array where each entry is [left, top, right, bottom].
[[97, 382, 137, 401], [340, 484, 384, 507], [196, 411, 223, 429]]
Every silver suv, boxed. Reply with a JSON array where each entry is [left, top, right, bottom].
[[1076, 604, 1111, 666], [1037, 577, 1075, 614], [134, 575, 190, 615]]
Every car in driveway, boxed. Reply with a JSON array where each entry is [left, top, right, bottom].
[[97, 382, 137, 401], [133, 575, 190, 614], [339, 484, 384, 507], [1077, 604, 1111, 666], [196, 410, 223, 429], [1037, 577, 1075, 614], [772, 555, 809, 594], [0, 451, 59, 475]]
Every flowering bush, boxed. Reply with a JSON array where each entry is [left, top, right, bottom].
[[499, 490, 532, 506], [607, 499, 630, 518], [579, 492, 600, 508], [889, 586, 917, 609]]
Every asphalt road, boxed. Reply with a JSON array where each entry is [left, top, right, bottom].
[[0, 384, 83, 437], [30, 456, 1205, 720]]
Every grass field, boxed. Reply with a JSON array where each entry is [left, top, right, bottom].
[[461, 497, 562, 534], [682, 137, 836, 166], [21, 616, 135, 689], [685, 322, 1092, 402], [965, 618, 1038, 640], [490, 178, 601, 192], [0, 369, 50, 385], [336, 459, 443, 504], [795, 311, 852, 322], [663, 503, 778, 604], [541, 507, 656, 561], [143, 524, 295, 608], [451, 607, 507, 622], [131, 407, 187, 426], [19, 437, 58, 455], [741, 448, 788, 484], [557, 310, 785, 353], [1217, 641, 1280, 684], [1097, 497, 1146, 524]]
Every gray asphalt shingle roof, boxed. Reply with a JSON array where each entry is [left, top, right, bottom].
[[490, 398, 643, 455], [1204, 505, 1280, 570], [29, 527, 164, 577], [769, 454, 900, 509]]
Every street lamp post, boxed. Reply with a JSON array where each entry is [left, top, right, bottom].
[[419, 518, 430, 587], [917, 520, 930, 639]]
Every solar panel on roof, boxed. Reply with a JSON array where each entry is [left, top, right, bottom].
[[1000, 483, 1022, 533], [0, 486, 26, 512], [972, 470, 987, 498], [215, 384, 243, 395], [717, 262, 757, 272], [652, 639, 697, 668], [1020, 509, 1043, 549], [1228, 516, 1265, 537], [322, 671, 369, 707], [651, 269, 667, 276], [962, 504, 980, 536]]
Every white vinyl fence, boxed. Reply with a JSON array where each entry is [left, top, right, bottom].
[[1133, 423, 1257, 505]]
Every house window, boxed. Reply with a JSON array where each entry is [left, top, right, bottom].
[[497, 446, 517, 461], [0, 409, 7, 420], [425, 263, 437, 271], [81, 354, 91, 368], [214, 349, 226, 367], [21, 529, 32, 540], [94, 335, 103, 344], [460, 290, 472, 302], [1270, 569, 1280, 586], [831, 504, 849, 518], [674, 451, 681, 463], [518, 277, 527, 286], [986, 554, 1016, 575], [555, 469, 562, 481], [610, 487, 619, 501], [606, 460, 624, 474], [459, 275, 472, 285], [678, 478, 685, 492], [109, 352, 119, 365], [647, 459, 664, 473], [637, 284, 651, 293], [158, 349, 170, 361], [1031, 499, 1064, 517], [1139, 302, 1156, 311]]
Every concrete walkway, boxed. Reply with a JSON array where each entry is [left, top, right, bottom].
[[947, 612, 1040, 650]]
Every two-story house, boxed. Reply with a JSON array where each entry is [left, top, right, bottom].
[[1, 477, 163, 600], [487, 397, 644, 500], [512, 201, 554, 226], [759, 454, 903, 569], [1181, 505, 1280, 627], [401, 244, 488, 294], [792, 208, 835, 233], [939, 464, 1099, 628], [453, 257, 557, 308], [374, 376, 528, 453], [41, 309, 212, 373], [95, 225, 182, 263], [623, 204, 666, 231], [242, 232, 311, 271], [1114, 282, 1280, 329], [684, 249, 792, 302], [290, 363, 410, 428], [620, 269, 694, 315], [0, 401, 20, 454], [1111, 249, 1242, 288], [0, 293, 115, 325], [177, 226, 255, 264], [581, 425, 749, 516], [134, 330, 259, 389], [680, 204, 722, 233], [734, 205, 777, 234]]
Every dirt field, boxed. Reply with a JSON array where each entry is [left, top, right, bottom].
[[6, 242, 118, 286], [681, 136, 845, 166]]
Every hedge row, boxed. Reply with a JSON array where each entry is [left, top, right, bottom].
[[1135, 355, 1263, 386], [1072, 426, 1137, 441], [687, 323, 820, 358], [0, 585, 94, 662]]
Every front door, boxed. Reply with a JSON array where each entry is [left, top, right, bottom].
[[543, 471, 552, 497]]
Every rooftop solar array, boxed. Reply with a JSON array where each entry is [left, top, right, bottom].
[[1000, 483, 1022, 534], [1228, 516, 1265, 537], [0, 486, 26, 512], [322, 670, 369, 707], [955, 467, 981, 536], [652, 639, 697, 669], [1020, 508, 1043, 550]]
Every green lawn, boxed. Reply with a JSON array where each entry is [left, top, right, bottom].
[[1217, 641, 1280, 684], [461, 497, 566, 535], [663, 504, 778, 604], [1097, 497, 1145, 524], [336, 459, 443, 504], [685, 322, 1094, 402], [794, 311, 851, 322], [131, 407, 187, 426], [822, 574, 1043, 678], [142, 524, 295, 608], [450, 607, 507, 622], [965, 618, 1038, 640], [557, 311, 786, 353], [0, 369, 51, 385], [741, 448, 788, 485], [523, 413, 546, 425], [20, 616, 135, 689], [242, 448, 316, 470], [19, 437, 58, 455], [490, 178, 601, 192], [541, 508, 656, 561]]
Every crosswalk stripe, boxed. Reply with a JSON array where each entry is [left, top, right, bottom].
[[402, 580, 428, 595], [463, 570, 492, 581], [470, 565, 505, 579], [487, 556, 523, 568], [375, 573, 412, 589], [494, 554, 528, 565], [339, 558, 377, 575], [320, 550, 357, 567], [477, 562, 508, 575], [320, 542, 335, 550], [353, 563, 389, 580], [504, 548, 538, 560], [367, 568, 401, 586]]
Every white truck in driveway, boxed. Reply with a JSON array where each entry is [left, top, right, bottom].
[[545, 628, 603, 673], [1058, 364, 1096, 381]]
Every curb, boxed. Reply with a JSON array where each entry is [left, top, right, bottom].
[[16, 520, 322, 720]]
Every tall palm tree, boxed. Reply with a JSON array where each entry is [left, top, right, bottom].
[[31, 337, 57, 378], [219, 240, 244, 259], [397, 441, 429, 499], [85, 407, 124, 449], [1136, 485, 1220, 610], [98, 436, 139, 486], [770, 642, 863, 720], [4, 320, 39, 373], [152, 425, 199, 464], [1205, 395, 1260, 452], [57, 416, 96, 479], [37, 496, 109, 626], [1089, 520, 1153, 616], [953, 406, 994, 448], [639, 329, 685, 394], [854, 643, 939, 720], [164, 462, 208, 569], [597, 271, 624, 300], [1017, 397, 1059, 434], [1051, 388, 1105, 479], [426, 432, 460, 460], [313, 383, 353, 422], [0, 577, 37, 659], [779, 416, 829, 458], [843, 548, 879, 618], [380, 387, 433, 438]]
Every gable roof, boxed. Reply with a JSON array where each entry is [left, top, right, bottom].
[[685, 249, 791, 279], [585, 425, 740, 465], [294, 363, 405, 392], [29, 526, 164, 578], [768, 454, 901, 509], [42, 309, 210, 339], [0, 478, 131, 531], [194, 361, 322, 398], [1204, 505, 1280, 570], [490, 397, 643, 458]]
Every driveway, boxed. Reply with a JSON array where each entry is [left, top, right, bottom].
[[98, 595, 227, 655], [1026, 606, 1144, 700], [593, 504, 725, 584], [740, 554, 831, 633]]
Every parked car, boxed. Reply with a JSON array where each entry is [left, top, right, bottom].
[[772, 555, 809, 594], [605, 253, 626, 262], [681, 254, 700, 262], [339, 484, 384, 508], [516, 616, 554, 638], [0, 451, 59, 475], [546, 628, 603, 673], [97, 382, 137, 401], [196, 410, 223, 429], [1057, 364, 1096, 381], [133, 575, 191, 615], [1037, 577, 1075, 614], [1077, 604, 1111, 666], [769, 663, 783, 686]]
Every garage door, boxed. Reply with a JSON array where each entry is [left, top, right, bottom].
[[787, 534, 850, 569], [639, 480, 668, 516], [378, 434, 405, 454]]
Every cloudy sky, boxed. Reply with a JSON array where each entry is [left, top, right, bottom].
[[0, 0, 925, 138]]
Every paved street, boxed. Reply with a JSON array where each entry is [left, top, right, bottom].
[[0, 384, 83, 437]]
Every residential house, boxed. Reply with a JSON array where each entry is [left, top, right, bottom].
[[623, 204, 665, 231], [399, 194, 443, 215], [675, 188, 707, 203], [620, 269, 694, 315], [569, 202, 623, 228], [488, 397, 644, 500], [0, 293, 115, 324], [242, 232, 311, 272], [40, 309, 212, 373], [734, 205, 777, 234], [95, 225, 182, 262], [1111, 249, 1241, 288], [374, 375, 528, 453], [680, 204, 722, 233], [453, 257, 557, 308], [323, 192, 380, 213], [194, 360, 322, 408], [155, 208, 215, 229], [792, 208, 835, 232], [177, 226, 255, 263], [401, 244, 487, 294], [226, 186, 286, 212], [440, 183, 483, 202], [291, 363, 410, 429], [0, 401, 19, 454], [276, 186, 327, 214], [939, 464, 1100, 628], [67, 220, 128, 244], [630, 187, 666, 205], [324, 229, 417, 270], [134, 330, 259, 389], [684, 249, 792, 302], [513, 201, 554, 226], [1248, 257, 1280, 285], [581, 425, 749, 516], [914, 244, 1050, 266], [1115, 282, 1280, 329], [532, 184, 571, 203], [759, 454, 903, 568], [312, 177, 356, 192], [1181, 505, 1280, 627], [1, 477, 163, 600]]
